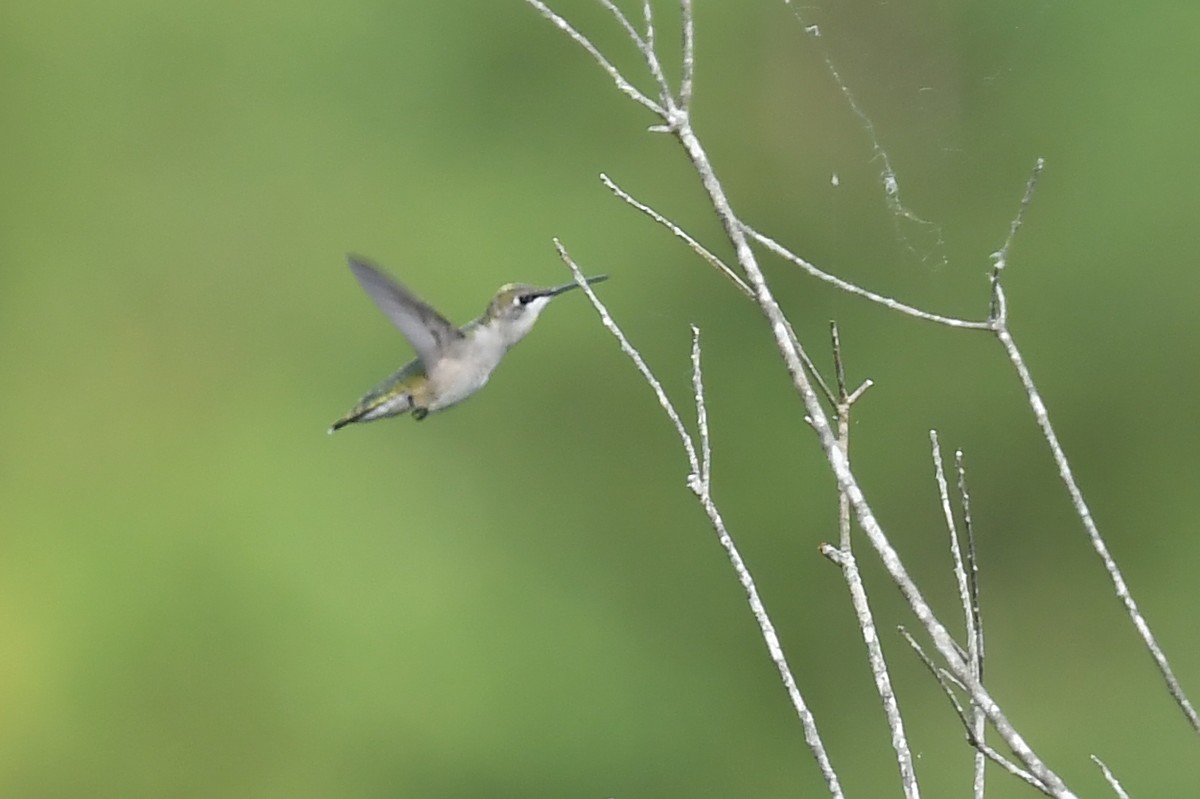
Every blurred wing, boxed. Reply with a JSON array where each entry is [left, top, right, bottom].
[[346, 255, 463, 367]]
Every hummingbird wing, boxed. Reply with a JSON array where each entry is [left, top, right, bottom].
[[346, 256, 464, 368]]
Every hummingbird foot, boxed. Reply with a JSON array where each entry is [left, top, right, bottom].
[[412, 408, 429, 421]]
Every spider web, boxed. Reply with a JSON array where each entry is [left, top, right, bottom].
[[786, 1, 948, 270]]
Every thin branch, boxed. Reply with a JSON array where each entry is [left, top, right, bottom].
[[671, 81, 1078, 798], [830, 328, 917, 799], [846, 379, 873, 405], [789, 318, 837, 408], [598, 0, 674, 110], [900, 629, 1049, 796], [1089, 755, 1131, 799], [995, 325, 1200, 732], [929, 432, 973, 663], [535, 7, 1079, 794], [901, 628, 968, 723], [957, 450, 985, 683], [831, 322, 849, 402], [556, 240, 846, 799], [600, 172, 837, 405], [641, 0, 654, 54], [990, 158, 1044, 276], [956, 450, 987, 799], [601, 174, 837, 403], [680, 0, 695, 110], [743, 224, 993, 330], [522, 0, 665, 116], [599, 0, 647, 50], [690, 325, 710, 495], [601, 173, 753, 298], [554, 239, 698, 478], [986, 161, 1198, 732]]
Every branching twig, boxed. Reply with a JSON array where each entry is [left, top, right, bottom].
[[931, 433, 989, 798], [930, 432, 972, 662], [956, 451, 987, 799], [828, 326, 918, 798], [601, 173, 753, 298], [523, 0, 664, 116], [600, 172, 834, 403], [556, 240, 846, 799], [900, 628, 1049, 796], [987, 161, 1199, 733], [956, 451, 985, 684], [990, 158, 1043, 276], [743, 224, 992, 330], [519, 2, 1200, 794]]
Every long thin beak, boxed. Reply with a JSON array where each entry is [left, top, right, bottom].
[[546, 274, 608, 298]]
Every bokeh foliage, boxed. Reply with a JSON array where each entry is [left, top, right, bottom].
[[2, 1, 1198, 796]]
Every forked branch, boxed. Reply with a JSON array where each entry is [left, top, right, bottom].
[[556, 240, 847, 799]]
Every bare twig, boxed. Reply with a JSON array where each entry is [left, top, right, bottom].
[[528, 4, 1084, 794], [900, 629, 1049, 796], [1089, 755, 1131, 799], [690, 325, 710, 496], [956, 451, 985, 683], [599, 0, 647, 50], [956, 450, 987, 799], [600, 174, 832, 403], [929, 432, 973, 664], [523, 1, 664, 116], [743, 224, 992, 330], [680, 0, 695, 110], [829, 327, 918, 799], [598, 0, 673, 110], [831, 323, 849, 402], [554, 239, 698, 478], [601, 173, 753, 298], [990, 158, 1043, 276], [641, 0, 654, 54], [556, 240, 846, 799], [988, 161, 1199, 733]]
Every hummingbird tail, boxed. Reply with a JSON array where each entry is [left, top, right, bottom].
[[328, 389, 418, 433]]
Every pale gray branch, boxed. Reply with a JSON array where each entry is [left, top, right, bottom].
[[900, 628, 1049, 796], [553, 239, 698, 479], [601, 173, 753, 298], [831, 333, 918, 799], [983, 162, 1198, 730], [530, 4, 1105, 794], [930, 432, 973, 658], [690, 326, 711, 495], [523, 0, 665, 116], [932, 432, 987, 799], [990, 158, 1044, 276], [743, 224, 992, 330], [1089, 755, 1131, 799], [598, 0, 674, 111], [641, 0, 654, 54], [680, 0, 695, 110], [995, 324, 1199, 732], [956, 450, 987, 799], [555, 240, 846, 799]]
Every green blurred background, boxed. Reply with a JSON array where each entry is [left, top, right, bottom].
[[2, 1, 1198, 796]]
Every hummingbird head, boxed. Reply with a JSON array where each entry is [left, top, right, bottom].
[[483, 274, 608, 345]]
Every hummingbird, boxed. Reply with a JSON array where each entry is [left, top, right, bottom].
[[329, 255, 608, 432]]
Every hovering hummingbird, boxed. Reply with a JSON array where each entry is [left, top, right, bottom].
[[329, 256, 607, 432]]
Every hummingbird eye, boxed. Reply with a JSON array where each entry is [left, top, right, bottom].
[[518, 294, 536, 306]]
